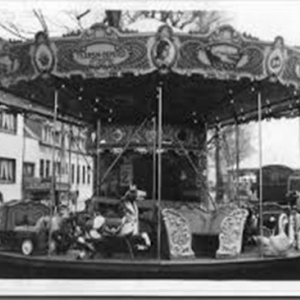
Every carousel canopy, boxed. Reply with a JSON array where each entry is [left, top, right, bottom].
[[0, 23, 300, 126]]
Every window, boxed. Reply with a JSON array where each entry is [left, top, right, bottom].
[[56, 162, 61, 176], [0, 111, 17, 133], [82, 166, 86, 184], [45, 160, 50, 178], [42, 125, 52, 144], [71, 164, 75, 184], [54, 131, 61, 146], [64, 133, 70, 149], [87, 167, 91, 185], [71, 136, 76, 150], [23, 162, 35, 177], [77, 164, 80, 184], [79, 138, 86, 151], [0, 158, 16, 183], [40, 159, 44, 178]]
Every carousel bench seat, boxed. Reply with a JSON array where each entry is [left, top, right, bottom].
[[192, 234, 219, 258]]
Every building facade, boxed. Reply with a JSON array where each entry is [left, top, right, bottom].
[[0, 109, 24, 201], [25, 117, 94, 210], [0, 100, 94, 210]]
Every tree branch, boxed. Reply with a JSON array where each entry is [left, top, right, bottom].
[[0, 22, 27, 40]]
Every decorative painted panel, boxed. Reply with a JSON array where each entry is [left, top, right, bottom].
[[162, 208, 195, 259], [55, 25, 151, 78], [92, 123, 203, 152], [176, 26, 265, 79], [216, 208, 248, 258], [1, 24, 300, 88]]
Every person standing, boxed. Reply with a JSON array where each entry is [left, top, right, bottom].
[[119, 185, 139, 236]]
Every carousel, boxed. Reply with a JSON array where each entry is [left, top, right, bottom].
[[0, 21, 300, 279]]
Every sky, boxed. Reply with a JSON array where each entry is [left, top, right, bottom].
[[241, 118, 300, 169], [0, 1, 300, 45], [0, 0, 300, 169]]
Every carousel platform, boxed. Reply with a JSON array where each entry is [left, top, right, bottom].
[[0, 246, 299, 279]]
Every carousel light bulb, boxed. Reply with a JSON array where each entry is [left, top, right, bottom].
[[230, 99, 234, 104], [79, 87, 84, 92], [229, 89, 233, 95], [93, 108, 98, 112], [95, 98, 99, 103], [251, 87, 255, 92], [109, 109, 113, 114], [61, 84, 65, 89], [78, 96, 82, 101]]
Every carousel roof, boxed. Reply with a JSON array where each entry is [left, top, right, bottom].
[[0, 23, 300, 126]]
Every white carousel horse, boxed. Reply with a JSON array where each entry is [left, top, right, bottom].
[[254, 213, 293, 257], [83, 185, 150, 243]]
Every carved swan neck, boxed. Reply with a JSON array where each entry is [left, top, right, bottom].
[[288, 213, 295, 243], [278, 213, 288, 235]]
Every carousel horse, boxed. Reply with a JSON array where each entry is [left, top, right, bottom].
[[254, 213, 293, 257], [34, 207, 78, 254], [77, 186, 151, 258]]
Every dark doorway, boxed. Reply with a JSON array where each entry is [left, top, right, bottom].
[[132, 153, 182, 201]]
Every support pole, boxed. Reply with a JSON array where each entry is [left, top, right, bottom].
[[21, 113, 27, 199], [98, 118, 147, 187], [235, 119, 240, 206], [258, 92, 264, 256], [157, 85, 163, 261], [152, 116, 157, 201], [204, 122, 210, 208], [75, 127, 80, 212], [96, 119, 101, 196], [68, 125, 72, 208], [299, 109, 300, 171], [48, 89, 58, 256], [215, 125, 222, 202], [58, 122, 65, 201]]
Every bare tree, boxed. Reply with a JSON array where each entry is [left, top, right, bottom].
[[207, 124, 254, 202], [0, 8, 230, 41], [220, 125, 254, 168], [122, 10, 229, 33]]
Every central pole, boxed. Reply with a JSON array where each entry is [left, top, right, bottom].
[[152, 116, 157, 201], [157, 84, 163, 261], [258, 92, 264, 257], [96, 119, 101, 197]]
